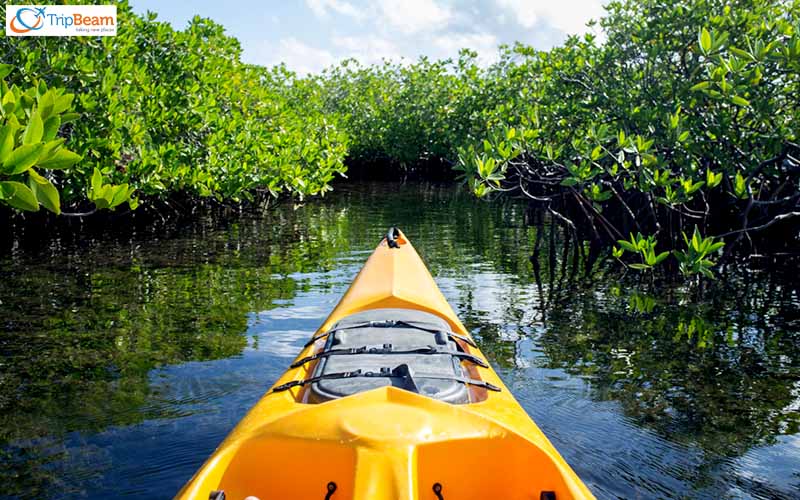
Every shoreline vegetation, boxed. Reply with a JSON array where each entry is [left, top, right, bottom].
[[1, 0, 798, 278]]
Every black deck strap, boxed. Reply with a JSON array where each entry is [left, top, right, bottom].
[[386, 226, 401, 248], [451, 351, 488, 367], [447, 332, 478, 348], [209, 491, 225, 500], [292, 345, 434, 368], [304, 331, 330, 347], [304, 320, 478, 348], [271, 368, 501, 394], [405, 373, 501, 391], [391, 320, 478, 348], [273, 369, 365, 393], [291, 345, 488, 369], [303, 321, 383, 347], [433, 483, 444, 500]]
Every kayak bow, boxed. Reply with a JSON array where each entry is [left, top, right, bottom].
[[177, 228, 595, 500]]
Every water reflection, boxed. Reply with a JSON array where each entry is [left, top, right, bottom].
[[0, 182, 798, 499]]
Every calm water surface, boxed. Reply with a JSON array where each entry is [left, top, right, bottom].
[[1, 182, 798, 499]]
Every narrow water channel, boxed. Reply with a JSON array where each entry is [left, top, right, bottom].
[[1, 182, 798, 499]]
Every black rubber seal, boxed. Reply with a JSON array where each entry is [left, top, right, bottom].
[[325, 481, 337, 499]]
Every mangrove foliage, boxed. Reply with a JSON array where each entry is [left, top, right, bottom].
[[2, 0, 798, 275]]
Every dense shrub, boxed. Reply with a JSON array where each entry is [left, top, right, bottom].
[[0, 1, 347, 213], [456, 0, 800, 273], [318, 0, 800, 274]]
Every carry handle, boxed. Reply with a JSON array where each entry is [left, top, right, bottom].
[[386, 226, 401, 248]]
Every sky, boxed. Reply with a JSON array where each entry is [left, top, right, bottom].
[[128, 0, 607, 75]]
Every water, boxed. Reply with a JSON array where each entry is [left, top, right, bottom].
[[1, 182, 798, 499]]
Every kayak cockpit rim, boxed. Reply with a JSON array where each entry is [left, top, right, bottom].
[[279, 306, 496, 404]]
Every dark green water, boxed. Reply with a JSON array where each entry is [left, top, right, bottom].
[[1, 182, 798, 499]]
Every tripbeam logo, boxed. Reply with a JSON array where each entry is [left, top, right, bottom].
[[6, 5, 117, 37], [8, 6, 45, 33]]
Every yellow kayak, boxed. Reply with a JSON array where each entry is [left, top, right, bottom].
[[177, 228, 595, 500]]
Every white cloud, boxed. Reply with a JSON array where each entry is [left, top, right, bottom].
[[495, 0, 606, 36], [251, 31, 498, 75], [244, 0, 607, 74], [377, 0, 452, 34], [252, 35, 402, 75], [306, 0, 366, 20], [432, 32, 499, 64], [256, 37, 337, 75], [333, 35, 401, 65]]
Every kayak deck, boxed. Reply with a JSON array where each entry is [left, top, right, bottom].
[[176, 228, 595, 500]]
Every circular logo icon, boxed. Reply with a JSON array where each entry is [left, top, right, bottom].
[[10, 7, 45, 34]]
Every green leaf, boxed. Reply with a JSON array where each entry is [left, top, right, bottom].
[[53, 94, 75, 115], [28, 170, 60, 214], [2, 91, 16, 115], [734, 171, 748, 198], [617, 240, 638, 253], [560, 177, 579, 187], [654, 251, 670, 264], [39, 138, 65, 157], [23, 112, 43, 145], [109, 183, 131, 208], [699, 28, 712, 53], [629, 263, 651, 270], [2, 143, 43, 174], [712, 31, 729, 51], [6, 113, 20, 129], [91, 167, 103, 195], [0, 181, 39, 211], [60, 112, 80, 124], [37, 147, 80, 170], [0, 124, 14, 159], [729, 46, 753, 61], [0, 64, 13, 80], [730, 95, 750, 107], [39, 91, 55, 120], [706, 169, 722, 188], [42, 115, 60, 141]]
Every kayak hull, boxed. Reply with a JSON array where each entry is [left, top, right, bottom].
[[177, 230, 595, 500]]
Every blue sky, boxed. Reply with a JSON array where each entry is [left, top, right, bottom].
[[129, 0, 607, 75]]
